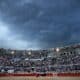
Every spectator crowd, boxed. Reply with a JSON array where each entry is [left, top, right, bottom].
[[0, 46, 80, 73]]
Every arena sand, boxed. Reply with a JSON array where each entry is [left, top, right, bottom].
[[0, 77, 80, 80]]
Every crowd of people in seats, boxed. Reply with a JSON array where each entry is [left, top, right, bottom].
[[0, 47, 80, 73], [56, 51, 80, 72]]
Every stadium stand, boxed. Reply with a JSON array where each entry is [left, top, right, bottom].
[[0, 44, 80, 77]]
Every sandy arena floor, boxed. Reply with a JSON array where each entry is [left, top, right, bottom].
[[0, 77, 80, 80]]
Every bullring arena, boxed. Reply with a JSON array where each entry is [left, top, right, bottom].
[[0, 45, 80, 80], [0, 77, 80, 80]]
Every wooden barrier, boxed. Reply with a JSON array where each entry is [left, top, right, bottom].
[[0, 73, 80, 80], [0, 73, 80, 77], [57, 73, 80, 77]]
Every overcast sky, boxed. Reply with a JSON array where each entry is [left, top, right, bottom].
[[0, 0, 80, 50]]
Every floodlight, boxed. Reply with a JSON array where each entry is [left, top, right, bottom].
[[56, 48, 60, 52]]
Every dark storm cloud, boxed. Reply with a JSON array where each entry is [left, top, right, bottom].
[[0, 0, 80, 49]]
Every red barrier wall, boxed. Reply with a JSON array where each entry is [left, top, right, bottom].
[[57, 73, 80, 77], [0, 73, 80, 77]]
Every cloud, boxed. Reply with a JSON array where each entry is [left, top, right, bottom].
[[0, 0, 80, 49], [0, 21, 39, 49]]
